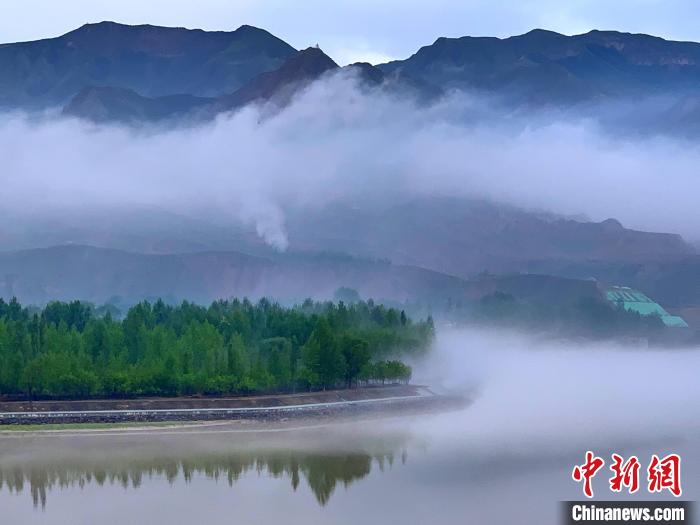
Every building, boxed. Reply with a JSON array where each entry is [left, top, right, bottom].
[[605, 286, 689, 328]]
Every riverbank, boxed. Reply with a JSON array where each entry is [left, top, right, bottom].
[[0, 384, 421, 412], [0, 385, 466, 426]]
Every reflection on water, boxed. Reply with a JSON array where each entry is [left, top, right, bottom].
[[0, 414, 697, 525], [0, 426, 411, 510]]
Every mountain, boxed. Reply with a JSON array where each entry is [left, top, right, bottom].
[[8, 23, 700, 112], [3, 22, 700, 313], [63, 46, 340, 122], [10, 22, 700, 123], [379, 29, 700, 105], [0, 244, 470, 305], [285, 197, 694, 279], [63, 86, 211, 123], [525, 255, 700, 310], [0, 22, 296, 108], [344, 62, 443, 101], [63, 48, 443, 123], [0, 244, 611, 313], [1, 196, 692, 307], [4, 197, 689, 278], [214, 46, 339, 111]]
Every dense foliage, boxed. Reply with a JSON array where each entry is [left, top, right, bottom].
[[0, 298, 432, 399]]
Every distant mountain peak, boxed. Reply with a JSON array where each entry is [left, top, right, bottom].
[[514, 28, 567, 41], [235, 24, 275, 34], [521, 28, 563, 37], [289, 46, 339, 72], [67, 21, 275, 35], [0, 21, 297, 107], [65, 20, 182, 37], [248, 45, 339, 90], [346, 62, 385, 85], [212, 46, 338, 112], [73, 20, 122, 30]]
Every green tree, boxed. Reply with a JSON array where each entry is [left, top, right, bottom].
[[340, 335, 370, 388]]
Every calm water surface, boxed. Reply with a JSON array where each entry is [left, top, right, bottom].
[[1, 411, 697, 525]]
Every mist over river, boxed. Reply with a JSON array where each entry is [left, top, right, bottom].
[[1, 329, 698, 524]]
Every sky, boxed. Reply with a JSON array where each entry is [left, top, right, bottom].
[[2, 0, 700, 64]]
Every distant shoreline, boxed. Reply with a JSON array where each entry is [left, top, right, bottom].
[[0, 385, 465, 426]]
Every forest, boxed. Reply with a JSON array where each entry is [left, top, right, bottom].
[[0, 297, 431, 399]]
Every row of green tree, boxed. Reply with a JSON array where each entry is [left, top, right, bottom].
[[0, 297, 430, 399]]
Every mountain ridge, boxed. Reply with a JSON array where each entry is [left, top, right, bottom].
[[379, 27, 700, 105], [0, 21, 297, 107], [62, 46, 441, 122], [9, 21, 700, 112], [62, 46, 342, 122], [0, 243, 608, 310]]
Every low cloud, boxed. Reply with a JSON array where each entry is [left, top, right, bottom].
[[413, 327, 700, 457], [2, 72, 700, 252]]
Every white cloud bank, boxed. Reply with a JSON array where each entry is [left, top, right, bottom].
[[2, 72, 700, 251]]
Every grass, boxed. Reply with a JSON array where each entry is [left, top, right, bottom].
[[0, 421, 195, 432]]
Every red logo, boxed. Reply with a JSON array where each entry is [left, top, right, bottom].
[[648, 454, 682, 497], [609, 454, 641, 494], [573, 452, 682, 498], [572, 451, 605, 498]]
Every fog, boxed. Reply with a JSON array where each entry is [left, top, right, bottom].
[[414, 328, 700, 458], [3, 71, 700, 254]]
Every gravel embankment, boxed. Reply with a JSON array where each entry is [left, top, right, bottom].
[[0, 386, 465, 425]]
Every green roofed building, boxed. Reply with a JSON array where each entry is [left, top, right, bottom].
[[605, 286, 689, 328]]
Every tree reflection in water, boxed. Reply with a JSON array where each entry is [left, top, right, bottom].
[[0, 428, 412, 509]]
